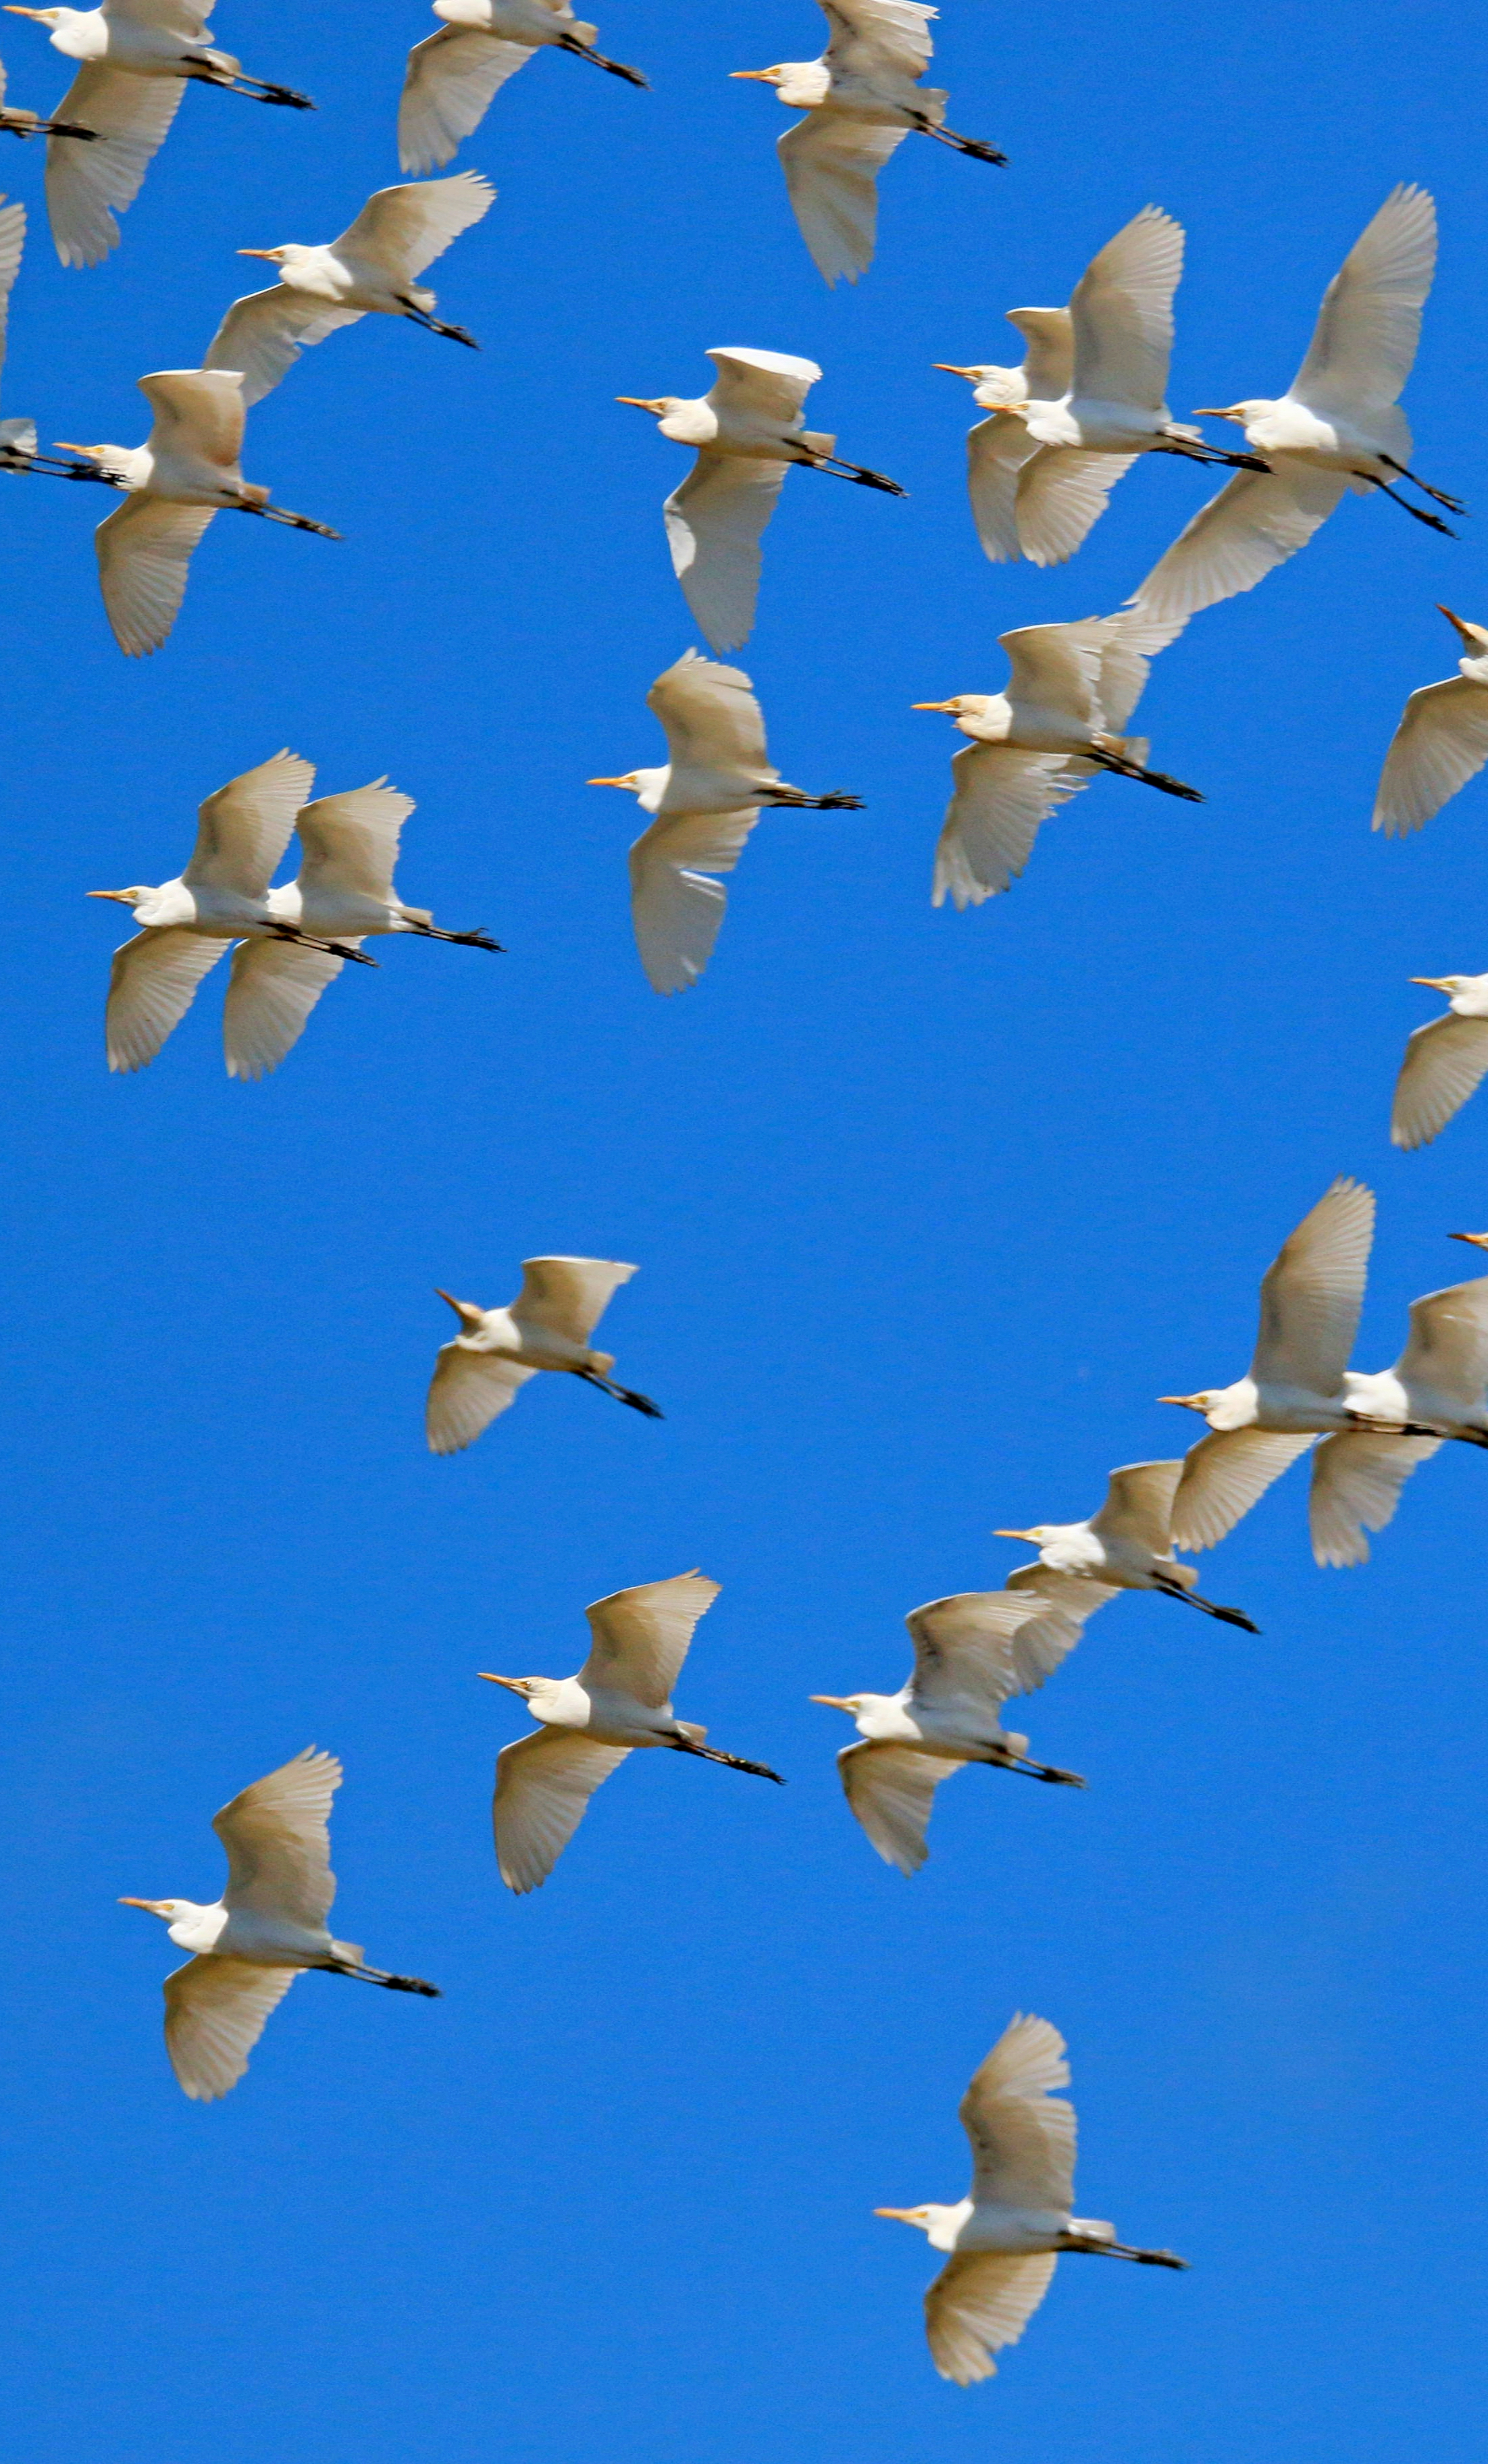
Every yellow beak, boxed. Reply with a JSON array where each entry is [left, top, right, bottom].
[[118, 1897, 167, 1912], [587, 775, 632, 789], [1411, 977, 1454, 991], [1450, 1231, 1488, 1250], [86, 890, 132, 903], [3, 9, 48, 19], [237, 248, 278, 259], [912, 700, 958, 713], [1157, 1395, 1204, 1410], [809, 1694, 854, 1710], [874, 2207, 918, 2222], [729, 69, 777, 81], [932, 363, 979, 379], [614, 396, 661, 412], [993, 1529, 1040, 1543], [478, 1673, 526, 1691]]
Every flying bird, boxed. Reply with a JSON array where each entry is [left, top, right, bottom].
[[1372, 606, 1488, 838], [618, 346, 904, 652], [1131, 185, 1449, 625], [1308, 1276, 1488, 1565], [427, 1258, 659, 1454], [480, 1573, 783, 1892], [59, 368, 338, 657], [934, 307, 1073, 563], [0, 43, 95, 134], [732, 0, 1004, 288], [1392, 971, 1488, 1150], [811, 1591, 1087, 1876], [996, 1460, 1260, 1633], [203, 174, 495, 404], [120, 1747, 440, 2102], [399, 0, 644, 175], [4, 0, 312, 268], [875, 2013, 1187, 2385], [222, 781, 502, 1079], [915, 610, 1194, 910], [588, 648, 861, 994]]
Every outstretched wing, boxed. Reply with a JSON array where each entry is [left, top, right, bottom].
[[223, 938, 347, 1081], [1391, 1006, 1488, 1150], [1008, 305, 1073, 402], [777, 112, 906, 288], [647, 649, 771, 779], [215, 1745, 341, 1927], [820, 0, 936, 80], [1170, 1428, 1316, 1552], [578, 1570, 721, 1707], [1068, 205, 1183, 413], [1003, 1564, 1120, 1674], [95, 496, 217, 658], [104, 927, 228, 1073], [1308, 1430, 1441, 1568], [1372, 675, 1488, 838], [294, 785, 414, 902], [1291, 182, 1436, 417], [925, 2251, 1059, 2386], [960, 2011, 1075, 2207], [1396, 1278, 1488, 1410], [628, 805, 760, 994], [492, 1728, 631, 1893], [334, 172, 495, 279], [163, 1957, 298, 2103], [663, 454, 787, 653], [138, 365, 244, 466], [0, 196, 23, 386], [905, 1591, 1079, 1710], [931, 744, 1092, 911], [965, 411, 1039, 563], [1250, 1175, 1375, 1394], [515, 1257, 636, 1341], [185, 749, 315, 895], [1089, 1460, 1184, 1552], [426, 1345, 536, 1454], [837, 1741, 956, 1876], [1129, 465, 1347, 626], [705, 346, 821, 430], [203, 286, 364, 408], [45, 63, 184, 266], [1014, 446, 1139, 566], [398, 26, 531, 176]]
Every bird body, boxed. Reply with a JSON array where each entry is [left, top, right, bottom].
[[399, 0, 645, 177], [996, 1459, 1259, 1631], [1374, 607, 1488, 840], [426, 1256, 658, 1453]]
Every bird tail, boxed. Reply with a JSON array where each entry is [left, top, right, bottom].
[[574, 18, 599, 37], [676, 1721, 709, 1743], [332, 1938, 366, 1965], [1110, 736, 1150, 766], [800, 429, 837, 458], [590, 1350, 616, 1375]]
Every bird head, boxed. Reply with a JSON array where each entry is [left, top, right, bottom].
[[1450, 1232, 1488, 1252], [809, 1693, 867, 1717], [119, 1897, 184, 1920], [435, 1287, 486, 1332], [1156, 1391, 1216, 1414], [614, 395, 676, 420], [994, 1526, 1050, 1545], [875, 2201, 966, 2250], [1439, 605, 1488, 654], [587, 771, 644, 793], [478, 1672, 542, 1699], [86, 886, 147, 906]]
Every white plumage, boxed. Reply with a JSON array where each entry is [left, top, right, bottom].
[[935, 308, 1074, 563], [1391, 971, 1488, 1150], [427, 1256, 657, 1452], [1309, 1275, 1488, 1565], [995, 1458, 1260, 1631], [398, 0, 645, 177]]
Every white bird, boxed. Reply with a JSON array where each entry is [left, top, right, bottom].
[[120, 1747, 440, 2103], [58, 368, 338, 657], [1393, 970, 1488, 1150], [995, 1460, 1260, 1633], [427, 1257, 659, 1454], [617, 346, 904, 654], [399, 0, 645, 176], [3, 1, 312, 268], [86, 750, 375, 1075], [480, 1573, 783, 1893], [1373, 605, 1488, 839], [915, 610, 1196, 912], [203, 174, 495, 405], [875, 2014, 1187, 2385], [1160, 1177, 1391, 1553], [0, 41, 97, 134], [811, 1591, 1086, 1877], [933, 308, 1073, 563], [588, 648, 862, 994], [1308, 1275, 1488, 1566], [1131, 185, 1450, 626], [221, 781, 503, 1079], [731, 0, 1004, 289]]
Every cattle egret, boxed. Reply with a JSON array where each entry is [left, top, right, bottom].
[[588, 648, 861, 994], [120, 1748, 439, 2103], [1160, 1177, 1387, 1552], [619, 346, 903, 653], [1372, 606, 1488, 838], [1308, 1277, 1488, 1565], [399, 0, 645, 175], [732, 0, 1004, 289], [0, 44, 95, 134], [1391, 971, 1488, 1150], [221, 781, 502, 1079], [876, 2014, 1187, 2385], [934, 308, 1073, 563], [427, 1258, 658, 1453], [59, 368, 338, 657], [995, 1460, 1260, 1632], [1131, 186, 1447, 625], [916, 610, 1194, 910], [4, 1, 312, 268], [87, 750, 374, 1075], [203, 174, 495, 405], [480, 1574, 783, 1892], [811, 1591, 1086, 1876]]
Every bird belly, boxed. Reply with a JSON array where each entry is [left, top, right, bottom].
[[1060, 399, 1156, 449], [215, 1914, 330, 1967], [956, 2205, 1067, 2255], [1252, 1383, 1351, 1431]]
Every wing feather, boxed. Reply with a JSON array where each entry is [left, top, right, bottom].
[[1308, 1431, 1441, 1568], [931, 744, 1092, 910], [1170, 1428, 1316, 1552], [1372, 675, 1488, 838], [223, 938, 346, 1080], [1129, 465, 1347, 625], [777, 111, 906, 288], [95, 495, 216, 658], [965, 412, 1038, 562], [925, 2250, 1058, 2385], [398, 26, 531, 175], [578, 1571, 720, 1706], [663, 454, 787, 653], [1015, 447, 1139, 566], [1089, 1460, 1185, 1551], [1251, 1176, 1375, 1393], [1291, 183, 1436, 417], [334, 172, 495, 278], [45, 62, 184, 265], [628, 805, 759, 993], [1068, 205, 1183, 413], [426, 1346, 536, 1453], [1391, 1006, 1488, 1150], [163, 1957, 297, 2102], [294, 786, 413, 902], [492, 1728, 631, 1893], [960, 2012, 1075, 2207], [1396, 1279, 1488, 1409], [515, 1257, 636, 1341], [838, 1741, 954, 1875], [184, 750, 315, 894], [203, 287, 364, 408], [215, 1746, 340, 1928], [647, 650, 770, 778], [905, 1591, 1079, 1708], [105, 927, 227, 1073]]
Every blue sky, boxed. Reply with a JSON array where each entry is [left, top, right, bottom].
[[3, 1, 1486, 2456]]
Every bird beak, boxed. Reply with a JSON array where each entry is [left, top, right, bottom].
[[1157, 1394, 1204, 1410], [53, 441, 97, 455], [932, 363, 978, 379], [118, 1897, 168, 1913], [478, 1673, 526, 1691], [434, 1286, 484, 1329], [809, 1694, 854, 1709], [3, 9, 48, 18], [86, 889, 132, 902], [1450, 1231, 1488, 1250], [1192, 407, 1240, 421], [1410, 977, 1454, 990], [874, 2207, 918, 2222], [729, 68, 776, 81], [587, 776, 631, 788], [1438, 604, 1477, 641], [614, 396, 662, 413], [911, 700, 958, 713], [993, 1529, 1040, 1542], [236, 247, 278, 259]]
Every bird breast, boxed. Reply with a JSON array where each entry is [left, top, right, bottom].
[[166, 1903, 230, 1954], [956, 2203, 1071, 2255], [659, 404, 719, 449]]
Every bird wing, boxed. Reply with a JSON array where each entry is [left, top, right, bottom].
[[202, 287, 365, 409], [965, 412, 1039, 563], [1391, 1008, 1488, 1150], [1289, 182, 1436, 417], [1014, 447, 1139, 567], [1089, 1460, 1185, 1552], [1128, 466, 1348, 626], [819, 0, 935, 78], [104, 927, 228, 1073], [960, 2011, 1076, 2207], [1308, 1431, 1441, 1568], [663, 453, 787, 654], [1008, 305, 1075, 401], [905, 1591, 1079, 1710], [1002, 1564, 1119, 1679], [95, 496, 217, 658], [222, 938, 347, 1081], [184, 748, 316, 896], [1067, 204, 1183, 413], [1250, 1175, 1375, 1393], [215, 1745, 342, 1928], [398, 26, 531, 177], [777, 112, 907, 289], [514, 1256, 636, 1341], [162, 1957, 298, 2103], [1169, 1428, 1316, 1553], [426, 1346, 536, 1454], [294, 785, 414, 903], [578, 1570, 721, 1708], [627, 805, 761, 994], [837, 1740, 955, 1876], [0, 197, 22, 384], [492, 1728, 631, 1893], [44, 63, 184, 267], [107, 0, 216, 31], [924, 2251, 1059, 2386], [1094, 607, 1187, 732], [1000, 618, 1109, 721], [704, 346, 821, 429], [138, 366, 245, 469], [1372, 676, 1488, 839], [931, 745, 1092, 912], [647, 648, 771, 779], [1395, 1278, 1488, 1409], [334, 172, 496, 280]]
